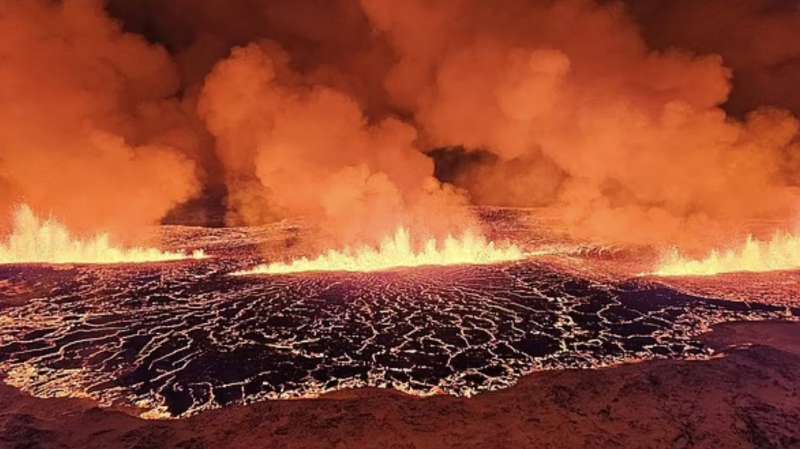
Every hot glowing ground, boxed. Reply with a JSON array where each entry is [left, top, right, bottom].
[[0, 209, 798, 419]]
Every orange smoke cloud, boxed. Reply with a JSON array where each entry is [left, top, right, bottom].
[[3, 0, 800, 254], [361, 0, 800, 250], [198, 44, 475, 244], [630, 0, 800, 117], [0, 0, 199, 238]]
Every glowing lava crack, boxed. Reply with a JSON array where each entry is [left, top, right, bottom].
[[235, 227, 524, 275], [0, 205, 206, 265]]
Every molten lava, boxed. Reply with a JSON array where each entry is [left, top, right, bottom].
[[654, 233, 800, 276], [236, 227, 524, 275], [0, 205, 205, 265]]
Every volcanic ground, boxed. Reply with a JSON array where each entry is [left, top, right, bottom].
[[0, 209, 798, 419]]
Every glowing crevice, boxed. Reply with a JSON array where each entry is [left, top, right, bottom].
[[653, 233, 800, 276], [235, 227, 524, 275], [0, 205, 206, 265]]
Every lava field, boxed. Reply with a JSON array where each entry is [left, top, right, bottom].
[[1, 221, 797, 418]]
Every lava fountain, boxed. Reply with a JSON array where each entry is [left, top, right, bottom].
[[653, 233, 800, 276], [235, 227, 524, 275], [0, 205, 205, 265]]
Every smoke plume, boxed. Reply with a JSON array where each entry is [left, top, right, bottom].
[[630, 0, 800, 117], [198, 43, 474, 244], [361, 0, 800, 250], [0, 0, 200, 237], [3, 0, 800, 253]]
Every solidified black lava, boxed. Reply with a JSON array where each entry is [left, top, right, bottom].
[[0, 248, 793, 418]]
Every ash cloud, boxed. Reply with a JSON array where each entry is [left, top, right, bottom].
[[3, 0, 800, 252]]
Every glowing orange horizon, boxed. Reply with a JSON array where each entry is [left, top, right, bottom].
[[234, 227, 525, 275], [653, 233, 800, 277], [0, 205, 206, 265]]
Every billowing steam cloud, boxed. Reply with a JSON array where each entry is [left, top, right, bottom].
[[198, 43, 473, 244], [361, 0, 800, 250], [3, 0, 800, 253], [0, 0, 200, 237], [631, 0, 800, 117]]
